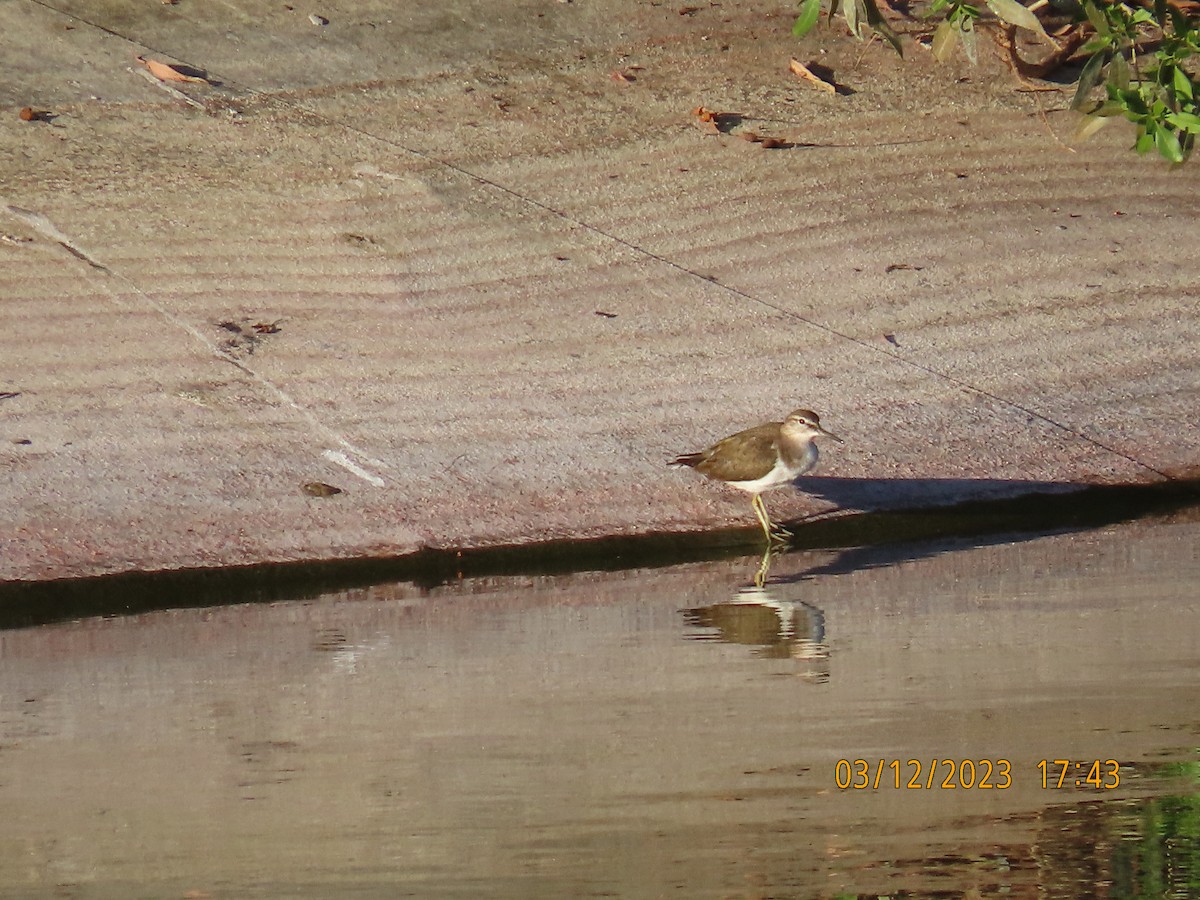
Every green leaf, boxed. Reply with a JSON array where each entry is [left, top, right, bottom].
[[1156, 126, 1184, 162], [1081, 35, 1113, 54], [1108, 53, 1131, 91], [986, 0, 1049, 39], [1166, 4, 1190, 37], [1166, 111, 1200, 132], [1073, 113, 1111, 142], [1154, 0, 1168, 30], [1121, 88, 1149, 117], [1072, 51, 1108, 110], [793, 0, 822, 37], [1173, 65, 1195, 100], [960, 14, 978, 64], [1135, 126, 1156, 153], [1081, 0, 1110, 37], [862, 0, 904, 55], [932, 18, 959, 60], [844, 0, 861, 39]]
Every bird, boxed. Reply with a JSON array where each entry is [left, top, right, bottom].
[[669, 409, 841, 543]]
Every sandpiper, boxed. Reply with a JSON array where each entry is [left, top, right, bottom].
[[670, 409, 841, 543]]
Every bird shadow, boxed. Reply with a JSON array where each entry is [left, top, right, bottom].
[[788, 474, 1082, 512], [768, 475, 1196, 583]]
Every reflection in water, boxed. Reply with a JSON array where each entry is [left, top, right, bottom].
[[681, 547, 830, 680], [1, 515, 1199, 897], [1036, 777, 1200, 899]]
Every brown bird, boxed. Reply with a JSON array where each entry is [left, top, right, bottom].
[[670, 409, 841, 542]]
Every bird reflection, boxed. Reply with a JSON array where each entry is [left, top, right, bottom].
[[681, 547, 830, 681]]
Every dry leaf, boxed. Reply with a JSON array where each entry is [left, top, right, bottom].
[[610, 69, 636, 83], [18, 107, 35, 121], [788, 57, 836, 94], [759, 137, 786, 148], [740, 130, 762, 142], [691, 106, 720, 134], [302, 482, 343, 497], [136, 56, 210, 84]]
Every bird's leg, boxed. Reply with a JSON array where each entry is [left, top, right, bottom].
[[753, 493, 792, 545], [751, 493, 772, 542], [754, 544, 775, 588]]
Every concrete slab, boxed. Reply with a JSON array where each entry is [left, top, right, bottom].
[[2, 0, 1198, 582]]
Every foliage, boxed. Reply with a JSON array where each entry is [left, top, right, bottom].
[[1072, 0, 1200, 162], [792, 0, 1200, 163]]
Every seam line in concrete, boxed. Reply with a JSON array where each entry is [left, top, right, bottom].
[[2, 201, 391, 487], [317, 122, 1175, 483], [23, 0, 1172, 482]]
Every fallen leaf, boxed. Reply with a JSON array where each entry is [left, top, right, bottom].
[[885, 263, 924, 272], [251, 321, 282, 334], [759, 137, 786, 148], [691, 106, 734, 135], [788, 57, 836, 94], [610, 69, 636, 83], [594, 310, 618, 318], [18, 107, 35, 121], [302, 482, 343, 497], [740, 130, 762, 142], [136, 56, 210, 84]]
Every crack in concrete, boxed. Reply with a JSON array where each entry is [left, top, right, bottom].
[[1, 201, 390, 487]]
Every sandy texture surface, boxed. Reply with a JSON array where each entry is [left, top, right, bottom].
[[2, 0, 1199, 582]]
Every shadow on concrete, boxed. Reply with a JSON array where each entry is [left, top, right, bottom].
[[789, 474, 1080, 512], [0, 478, 1197, 631]]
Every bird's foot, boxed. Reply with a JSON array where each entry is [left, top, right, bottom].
[[767, 524, 794, 546]]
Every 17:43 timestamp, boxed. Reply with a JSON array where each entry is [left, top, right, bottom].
[[1038, 759, 1121, 789]]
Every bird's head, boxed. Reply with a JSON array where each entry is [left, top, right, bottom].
[[783, 409, 842, 443]]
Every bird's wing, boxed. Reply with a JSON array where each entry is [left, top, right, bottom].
[[693, 423, 781, 482]]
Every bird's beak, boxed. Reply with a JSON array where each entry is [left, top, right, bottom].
[[820, 426, 843, 443]]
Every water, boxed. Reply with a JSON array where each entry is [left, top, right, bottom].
[[1, 512, 1198, 898]]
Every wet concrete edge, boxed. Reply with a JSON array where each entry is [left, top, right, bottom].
[[2, 478, 1198, 630]]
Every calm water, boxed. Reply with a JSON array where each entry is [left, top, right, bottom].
[[1, 512, 1198, 898]]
